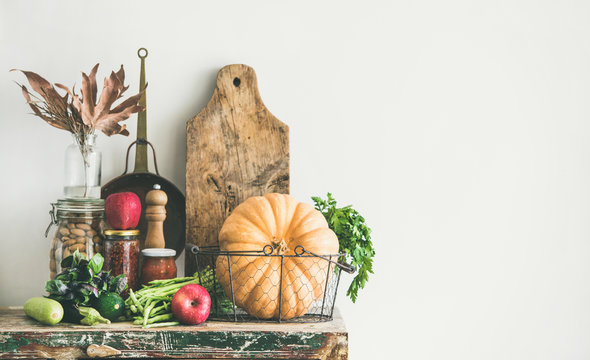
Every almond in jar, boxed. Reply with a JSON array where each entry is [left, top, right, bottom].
[[45, 198, 106, 279]]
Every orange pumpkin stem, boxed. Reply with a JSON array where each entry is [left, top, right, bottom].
[[271, 238, 289, 255]]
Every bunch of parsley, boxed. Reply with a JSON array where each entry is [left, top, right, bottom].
[[312, 193, 375, 303]]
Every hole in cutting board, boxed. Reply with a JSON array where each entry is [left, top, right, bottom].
[[233, 77, 241, 87]]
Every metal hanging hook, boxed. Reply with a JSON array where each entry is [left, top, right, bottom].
[[137, 47, 148, 59]]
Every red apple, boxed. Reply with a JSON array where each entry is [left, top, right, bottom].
[[105, 192, 141, 230], [171, 284, 211, 325]]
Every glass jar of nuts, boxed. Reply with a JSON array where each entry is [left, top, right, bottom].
[[45, 198, 106, 279]]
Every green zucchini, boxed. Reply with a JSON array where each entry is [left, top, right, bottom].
[[23, 297, 63, 325]]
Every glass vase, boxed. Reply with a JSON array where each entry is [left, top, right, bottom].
[[64, 133, 102, 198]]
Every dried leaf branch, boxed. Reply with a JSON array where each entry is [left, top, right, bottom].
[[12, 64, 145, 137]]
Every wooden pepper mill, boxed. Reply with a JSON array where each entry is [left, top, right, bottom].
[[144, 184, 167, 248]]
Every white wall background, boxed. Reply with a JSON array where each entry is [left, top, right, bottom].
[[2, 0, 590, 359]]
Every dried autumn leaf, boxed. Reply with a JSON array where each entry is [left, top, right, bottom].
[[11, 69, 67, 107], [12, 69, 74, 130], [114, 65, 129, 95], [55, 83, 75, 100], [72, 65, 144, 136], [88, 63, 99, 104], [19, 84, 68, 130], [18, 82, 71, 131], [13, 63, 143, 137]]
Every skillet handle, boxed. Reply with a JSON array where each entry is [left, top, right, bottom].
[[135, 48, 149, 173], [123, 139, 160, 176]]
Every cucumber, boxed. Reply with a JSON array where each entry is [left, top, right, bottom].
[[23, 297, 64, 325]]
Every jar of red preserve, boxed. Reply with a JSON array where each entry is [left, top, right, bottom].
[[141, 248, 177, 285], [103, 229, 140, 294]]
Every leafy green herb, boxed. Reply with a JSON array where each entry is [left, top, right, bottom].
[[312, 193, 375, 303], [88, 253, 104, 275], [45, 250, 127, 313]]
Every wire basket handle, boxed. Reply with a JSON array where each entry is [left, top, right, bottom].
[[187, 244, 356, 274], [294, 245, 356, 274]]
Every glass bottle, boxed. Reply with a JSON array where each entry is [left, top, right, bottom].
[[64, 133, 102, 199], [46, 198, 106, 279]]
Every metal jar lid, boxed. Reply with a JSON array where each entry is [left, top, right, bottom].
[[53, 198, 105, 214], [104, 229, 140, 238], [141, 248, 176, 257], [46, 198, 105, 237]]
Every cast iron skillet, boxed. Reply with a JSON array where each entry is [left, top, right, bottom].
[[101, 140, 185, 259], [101, 48, 185, 258]]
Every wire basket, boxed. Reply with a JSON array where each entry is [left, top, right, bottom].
[[187, 244, 355, 323]]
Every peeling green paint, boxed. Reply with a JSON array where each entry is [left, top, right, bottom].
[[1, 330, 328, 358], [0, 309, 347, 359]]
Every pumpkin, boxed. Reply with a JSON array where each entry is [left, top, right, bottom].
[[215, 193, 339, 319]]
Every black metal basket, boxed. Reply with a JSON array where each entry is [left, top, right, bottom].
[[187, 244, 355, 323]]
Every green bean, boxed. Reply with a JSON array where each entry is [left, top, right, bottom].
[[148, 277, 193, 286], [143, 321, 180, 328], [128, 289, 144, 313], [145, 313, 174, 324], [143, 301, 157, 326], [148, 301, 164, 317], [146, 279, 174, 286], [150, 303, 169, 315], [125, 266, 226, 327], [140, 279, 197, 293]]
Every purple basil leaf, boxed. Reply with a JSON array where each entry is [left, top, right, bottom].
[[109, 274, 128, 294], [45, 280, 68, 296]]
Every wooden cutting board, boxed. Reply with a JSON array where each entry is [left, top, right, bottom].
[[186, 64, 289, 274]]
